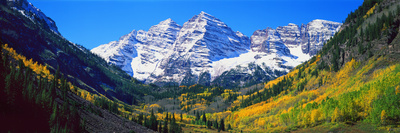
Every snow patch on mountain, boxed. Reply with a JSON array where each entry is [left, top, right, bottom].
[[91, 12, 341, 87], [92, 19, 181, 81]]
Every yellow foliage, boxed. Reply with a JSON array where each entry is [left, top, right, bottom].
[[334, 58, 358, 87], [382, 23, 387, 31], [2, 44, 142, 124], [381, 110, 387, 125], [149, 104, 161, 109], [331, 107, 340, 123], [2, 44, 53, 80], [256, 118, 266, 127], [188, 84, 198, 89], [373, 64, 396, 79], [310, 109, 321, 125], [211, 111, 231, 121], [303, 111, 311, 126], [225, 54, 400, 132], [363, 3, 378, 19]]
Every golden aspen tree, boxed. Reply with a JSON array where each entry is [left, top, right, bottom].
[[331, 107, 340, 123], [381, 110, 387, 126], [303, 112, 311, 127], [311, 109, 321, 125]]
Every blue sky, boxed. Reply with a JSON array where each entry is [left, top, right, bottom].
[[30, 0, 364, 49]]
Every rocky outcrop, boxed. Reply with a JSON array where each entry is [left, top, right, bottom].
[[300, 19, 342, 55], [7, 0, 60, 34]]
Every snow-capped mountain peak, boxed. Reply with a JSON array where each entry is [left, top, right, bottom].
[[158, 18, 174, 25], [148, 11, 251, 85], [199, 11, 220, 21], [92, 13, 341, 87]]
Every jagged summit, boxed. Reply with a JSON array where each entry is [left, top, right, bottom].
[[200, 11, 208, 15], [188, 11, 223, 25], [157, 18, 177, 25], [198, 11, 214, 19], [92, 13, 341, 87]]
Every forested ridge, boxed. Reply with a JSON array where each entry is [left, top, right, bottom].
[[222, 0, 400, 132]]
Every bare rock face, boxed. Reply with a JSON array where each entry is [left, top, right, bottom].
[[300, 19, 342, 55], [250, 27, 291, 56], [252, 19, 341, 57], [276, 23, 301, 48]]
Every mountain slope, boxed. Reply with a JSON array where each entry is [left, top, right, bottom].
[[0, 44, 155, 133], [7, 0, 60, 34], [0, 0, 157, 132], [0, 0, 153, 105], [92, 12, 341, 88], [223, 0, 400, 132], [92, 19, 182, 80]]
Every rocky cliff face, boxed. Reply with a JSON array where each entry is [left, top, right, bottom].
[[249, 19, 341, 65], [300, 19, 342, 56], [254, 19, 342, 58], [91, 12, 341, 87], [7, 0, 60, 34], [250, 27, 291, 56], [149, 11, 250, 84]]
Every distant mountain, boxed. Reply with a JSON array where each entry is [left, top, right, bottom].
[[92, 12, 341, 88], [213, 19, 341, 88]]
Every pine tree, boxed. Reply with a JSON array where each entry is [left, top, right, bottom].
[[196, 111, 200, 121], [358, 42, 364, 54], [207, 120, 212, 129], [397, 5, 400, 15], [169, 113, 176, 133], [180, 112, 183, 122], [163, 113, 168, 133], [49, 103, 58, 128], [213, 119, 218, 129], [158, 121, 162, 132], [202, 112, 207, 123], [227, 123, 232, 130], [144, 115, 149, 128], [150, 109, 158, 131], [219, 119, 225, 131], [360, 28, 364, 42], [138, 113, 143, 125], [132, 97, 137, 105]]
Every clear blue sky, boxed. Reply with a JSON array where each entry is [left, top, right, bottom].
[[30, 0, 364, 49]]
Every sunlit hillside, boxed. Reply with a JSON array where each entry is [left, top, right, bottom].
[[222, 0, 400, 132]]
